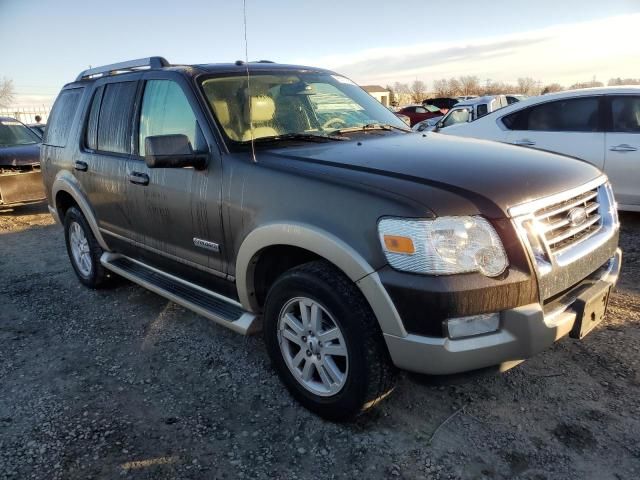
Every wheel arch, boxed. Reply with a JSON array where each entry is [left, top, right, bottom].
[[235, 223, 406, 337], [51, 172, 110, 251]]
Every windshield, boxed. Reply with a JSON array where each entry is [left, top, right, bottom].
[[200, 72, 408, 143], [442, 108, 471, 128], [423, 104, 442, 113], [0, 119, 40, 147]]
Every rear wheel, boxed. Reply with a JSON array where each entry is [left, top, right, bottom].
[[263, 261, 396, 420], [63, 206, 110, 288]]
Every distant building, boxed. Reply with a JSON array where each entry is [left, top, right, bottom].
[[361, 85, 391, 107]]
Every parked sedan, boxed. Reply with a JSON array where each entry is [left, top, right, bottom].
[[0, 117, 45, 206], [440, 87, 640, 211], [396, 104, 443, 126]]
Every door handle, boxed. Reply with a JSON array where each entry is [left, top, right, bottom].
[[514, 139, 536, 146], [609, 144, 637, 152], [74, 161, 88, 172], [128, 171, 150, 186]]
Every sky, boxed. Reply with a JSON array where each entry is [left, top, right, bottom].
[[1, 0, 639, 107]]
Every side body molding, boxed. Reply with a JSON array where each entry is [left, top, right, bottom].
[[51, 171, 111, 251], [235, 223, 407, 337]]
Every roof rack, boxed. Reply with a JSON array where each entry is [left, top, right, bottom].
[[75, 56, 170, 81]]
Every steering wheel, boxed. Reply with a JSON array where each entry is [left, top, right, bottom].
[[322, 117, 347, 130]]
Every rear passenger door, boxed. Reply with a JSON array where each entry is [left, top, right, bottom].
[[128, 75, 226, 273], [604, 95, 640, 207], [81, 80, 142, 244], [504, 96, 606, 169]]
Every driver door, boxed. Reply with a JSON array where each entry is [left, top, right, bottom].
[[127, 76, 226, 274]]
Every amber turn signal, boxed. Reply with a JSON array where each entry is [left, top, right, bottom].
[[383, 235, 415, 255]]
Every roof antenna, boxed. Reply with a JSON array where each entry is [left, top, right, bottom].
[[243, 0, 257, 163]]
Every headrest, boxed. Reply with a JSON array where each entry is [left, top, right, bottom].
[[212, 100, 231, 125], [246, 95, 275, 123]]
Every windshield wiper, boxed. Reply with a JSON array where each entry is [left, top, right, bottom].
[[248, 133, 349, 144], [330, 123, 411, 135]]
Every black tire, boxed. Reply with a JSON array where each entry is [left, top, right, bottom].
[[63, 206, 110, 288], [263, 260, 396, 421]]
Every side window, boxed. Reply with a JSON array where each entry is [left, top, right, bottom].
[[503, 97, 600, 132], [44, 88, 83, 147], [85, 86, 104, 150], [476, 104, 488, 118], [611, 96, 640, 133], [443, 108, 469, 127], [415, 107, 427, 114], [97, 81, 137, 154], [138, 80, 203, 156]]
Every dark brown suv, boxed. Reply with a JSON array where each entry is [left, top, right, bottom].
[[42, 57, 621, 420]]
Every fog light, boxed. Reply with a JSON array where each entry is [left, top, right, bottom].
[[447, 313, 500, 339]]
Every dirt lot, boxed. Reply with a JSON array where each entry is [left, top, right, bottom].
[[1, 203, 639, 480]]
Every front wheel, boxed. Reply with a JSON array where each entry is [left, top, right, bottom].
[[63, 206, 110, 288], [263, 261, 396, 420]]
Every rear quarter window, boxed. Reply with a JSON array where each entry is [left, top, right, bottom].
[[44, 88, 83, 147]]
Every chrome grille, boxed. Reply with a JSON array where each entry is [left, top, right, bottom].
[[534, 187, 602, 255]]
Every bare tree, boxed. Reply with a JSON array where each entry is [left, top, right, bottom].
[[432, 79, 449, 97], [458, 76, 480, 96], [517, 77, 538, 95], [0, 78, 15, 109], [385, 84, 397, 105], [541, 83, 564, 95], [393, 82, 412, 106], [483, 81, 515, 95], [447, 78, 461, 96], [409, 80, 427, 103]]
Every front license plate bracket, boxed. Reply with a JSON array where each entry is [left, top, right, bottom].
[[570, 281, 611, 340]]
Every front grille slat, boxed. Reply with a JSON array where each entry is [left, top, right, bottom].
[[533, 187, 603, 255], [535, 190, 598, 220], [546, 214, 601, 246]]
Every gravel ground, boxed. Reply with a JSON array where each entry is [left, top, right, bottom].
[[1, 202, 639, 480]]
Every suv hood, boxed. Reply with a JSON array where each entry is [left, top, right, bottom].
[[0, 144, 41, 167], [267, 133, 602, 218]]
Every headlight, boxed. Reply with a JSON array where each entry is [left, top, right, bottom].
[[378, 216, 508, 276]]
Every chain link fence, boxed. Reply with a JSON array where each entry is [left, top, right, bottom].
[[0, 105, 51, 124]]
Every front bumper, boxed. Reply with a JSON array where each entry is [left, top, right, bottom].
[[383, 248, 621, 375]]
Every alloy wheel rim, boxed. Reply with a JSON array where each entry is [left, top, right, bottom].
[[277, 297, 349, 397], [69, 221, 92, 277]]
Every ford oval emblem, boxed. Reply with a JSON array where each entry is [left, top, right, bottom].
[[567, 207, 588, 227]]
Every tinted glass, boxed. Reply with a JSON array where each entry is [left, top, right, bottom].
[[97, 82, 137, 154], [44, 88, 83, 147], [139, 80, 203, 156], [0, 118, 41, 146], [503, 97, 600, 132], [85, 86, 104, 150], [476, 104, 488, 118], [611, 96, 640, 133]]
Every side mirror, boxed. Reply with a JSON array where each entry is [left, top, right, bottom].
[[436, 121, 444, 129], [144, 134, 206, 169]]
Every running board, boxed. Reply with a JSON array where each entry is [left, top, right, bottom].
[[100, 253, 259, 335]]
